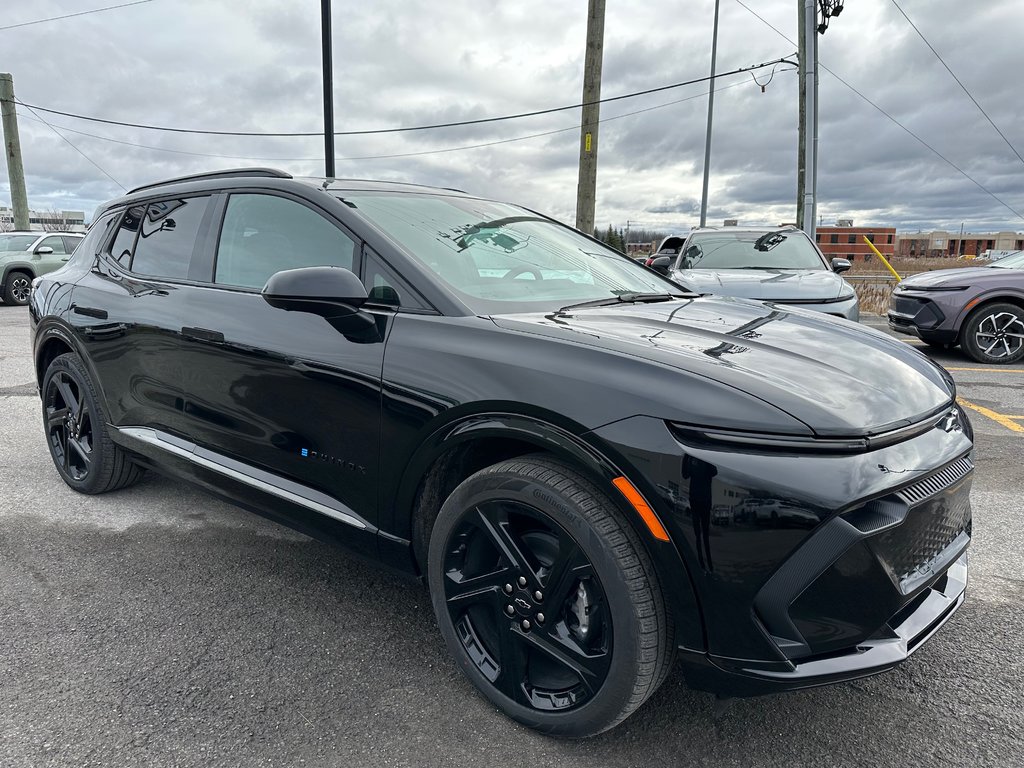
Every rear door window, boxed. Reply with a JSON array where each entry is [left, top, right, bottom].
[[62, 236, 84, 253], [130, 197, 211, 280], [214, 194, 356, 290]]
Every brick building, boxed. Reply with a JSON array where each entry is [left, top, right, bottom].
[[814, 224, 896, 264], [895, 230, 1024, 259]]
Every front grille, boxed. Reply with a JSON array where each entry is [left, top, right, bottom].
[[897, 455, 973, 505], [873, 458, 973, 594]]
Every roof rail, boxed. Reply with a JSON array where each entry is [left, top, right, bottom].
[[321, 177, 466, 194], [127, 168, 292, 195]]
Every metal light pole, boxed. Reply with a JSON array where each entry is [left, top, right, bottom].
[[321, 0, 335, 178], [699, 0, 721, 229]]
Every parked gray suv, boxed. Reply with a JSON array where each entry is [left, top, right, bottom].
[[0, 231, 84, 305]]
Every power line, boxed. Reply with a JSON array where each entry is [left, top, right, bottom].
[[732, 0, 1024, 223], [16, 78, 762, 164], [888, 0, 1024, 168], [12, 56, 793, 139], [0, 0, 156, 32], [19, 103, 126, 191]]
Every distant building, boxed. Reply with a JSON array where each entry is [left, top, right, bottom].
[[814, 222, 896, 263], [0, 206, 86, 232], [895, 230, 1024, 258]]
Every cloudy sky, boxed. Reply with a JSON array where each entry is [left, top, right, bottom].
[[3, 0, 1023, 235]]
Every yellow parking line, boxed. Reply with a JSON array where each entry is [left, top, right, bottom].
[[958, 398, 1024, 434], [945, 367, 1024, 373]]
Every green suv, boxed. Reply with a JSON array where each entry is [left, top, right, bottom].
[[0, 231, 84, 305]]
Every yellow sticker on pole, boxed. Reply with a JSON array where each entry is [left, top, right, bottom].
[[585, 132, 592, 152]]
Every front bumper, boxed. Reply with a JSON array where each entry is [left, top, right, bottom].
[[590, 411, 973, 697], [887, 293, 957, 342]]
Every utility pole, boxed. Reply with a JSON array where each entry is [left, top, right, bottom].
[[699, 0, 721, 228], [575, 0, 605, 234], [625, 219, 632, 253], [321, 0, 335, 178], [797, 1, 844, 238], [797, 0, 816, 237], [0, 73, 29, 231]]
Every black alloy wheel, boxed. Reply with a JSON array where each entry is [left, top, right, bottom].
[[4, 272, 32, 306], [961, 302, 1024, 364], [41, 353, 144, 494], [428, 456, 673, 737]]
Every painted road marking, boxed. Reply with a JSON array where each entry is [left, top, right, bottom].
[[945, 367, 1024, 373], [958, 398, 1024, 434]]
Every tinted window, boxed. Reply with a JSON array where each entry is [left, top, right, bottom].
[[215, 194, 355, 289], [62, 236, 83, 253], [39, 235, 67, 254], [830, 234, 838, 244], [131, 197, 210, 279], [74, 213, 118, 259], [847, 234, 855, 244], [110, 205, 145, 266]]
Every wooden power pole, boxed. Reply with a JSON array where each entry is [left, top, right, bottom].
[[575, 0, 605, 235], [0, 73, 30, 231]]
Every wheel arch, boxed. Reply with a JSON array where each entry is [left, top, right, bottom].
[[955, 291, 1024, 333], [392, 412, 705, 650], [2, 262, 35, 291]]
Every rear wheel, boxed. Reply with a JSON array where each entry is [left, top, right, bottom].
[[427, 455, 673, 737], [3, 271, 32, 306], [960, 303, 1024, 364], [42, 352, 144, 494]]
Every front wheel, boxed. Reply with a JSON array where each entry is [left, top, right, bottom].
[[427, 456, 673, 737], [960, 302, 1024, 364]]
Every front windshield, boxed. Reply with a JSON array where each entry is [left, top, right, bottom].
[[991, 251, 1024, 269], [0, 234, 36, 252], [341, 193, 682, 313], [678, 231, 826, 270]]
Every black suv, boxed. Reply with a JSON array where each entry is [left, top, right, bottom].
[[31, 169, 973, 736]]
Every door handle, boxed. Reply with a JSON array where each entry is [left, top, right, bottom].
[[72, 305, 108, 320], [182, 326, 225, 343]]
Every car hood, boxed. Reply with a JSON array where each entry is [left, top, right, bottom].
[[492, 296, 953, 436], [669, 268, 846, 300], [899, 266, 1006, 287]]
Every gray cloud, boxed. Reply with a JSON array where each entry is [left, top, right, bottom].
[[0, 0, 1021, 235]]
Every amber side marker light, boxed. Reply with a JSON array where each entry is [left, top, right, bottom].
[[612, 476, 671, 542]]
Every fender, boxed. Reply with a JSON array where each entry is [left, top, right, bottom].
[[954, 286, 1024, 328], [388, 410, 706, 651], [32, 313, 112, 416], [1, 259, 37, 288]]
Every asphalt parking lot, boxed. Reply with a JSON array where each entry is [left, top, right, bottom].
[[2, 304, 1022, 768]]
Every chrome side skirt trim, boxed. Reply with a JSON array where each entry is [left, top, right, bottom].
[[117, 426, 368, 530]]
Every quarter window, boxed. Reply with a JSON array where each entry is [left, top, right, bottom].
[[110, 205, 145, 266], [215, 194, 355, 289], [131, 197, 211, 279]]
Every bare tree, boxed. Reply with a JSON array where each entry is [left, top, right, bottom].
[[40, 207, 76, 232]]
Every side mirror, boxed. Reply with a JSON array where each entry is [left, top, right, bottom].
[[830, 257, 851, 274], [35, 246, 54, 255], [648, 255, 673, 276], [263, 266, 373, 332]]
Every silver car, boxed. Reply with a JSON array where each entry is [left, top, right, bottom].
[[647, 226, 859, 321]]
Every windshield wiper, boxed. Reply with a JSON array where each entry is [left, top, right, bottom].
[[557, 292, 685, 313]]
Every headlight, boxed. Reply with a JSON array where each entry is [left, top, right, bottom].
[[898, 284, 969, 292]]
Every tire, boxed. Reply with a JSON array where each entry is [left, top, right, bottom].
[[960, 302, 1024, 364], [41, 352, 144, 494], [3, 271, 33, 306], [427, 455, 673, 738]]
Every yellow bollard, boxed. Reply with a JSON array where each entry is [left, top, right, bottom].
[[862, 236, 901, 282]]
